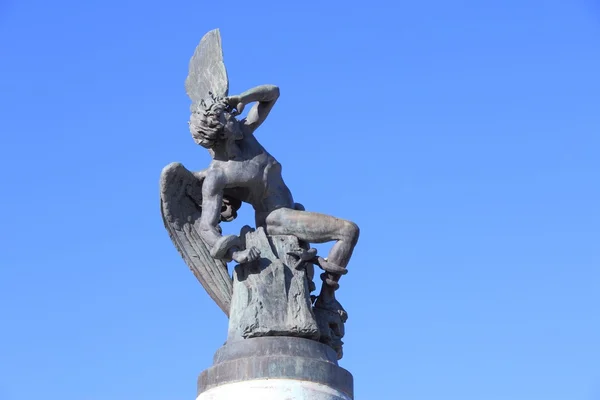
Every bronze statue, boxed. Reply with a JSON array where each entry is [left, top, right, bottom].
[[160, 29, 359, 358]]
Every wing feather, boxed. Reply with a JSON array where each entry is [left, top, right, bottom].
[[185, 28, 229, 107], [160, 162, 232, 316]]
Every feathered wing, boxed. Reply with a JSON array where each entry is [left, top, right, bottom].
[[185, 28, 229, 108], [160, 162, 232, 316]]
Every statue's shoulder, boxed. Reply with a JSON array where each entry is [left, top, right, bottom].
[[200, 164, 229, 189]]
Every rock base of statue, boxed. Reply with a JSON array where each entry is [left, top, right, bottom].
[[226, 226, 347, 359], [196, 337, 353, 400], [227, 227, 320, 342]]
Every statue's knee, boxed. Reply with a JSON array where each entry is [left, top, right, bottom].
[[342, 221, 360, 245]]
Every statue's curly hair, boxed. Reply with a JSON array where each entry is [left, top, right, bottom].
[[189, 93, 233, 149]]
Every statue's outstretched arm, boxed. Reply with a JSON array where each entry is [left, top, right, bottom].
[[198, 171, 225, 249], [226, 84, 279, 133], [199, 170, 261, 264]]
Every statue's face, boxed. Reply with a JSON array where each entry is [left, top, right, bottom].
[[219, 111, 244, 160], [222, 112, 243, 141]]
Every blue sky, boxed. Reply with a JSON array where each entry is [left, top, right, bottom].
[[1, 0, 599, 399]]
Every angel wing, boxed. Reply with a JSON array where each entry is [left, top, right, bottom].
[[185, 28, 229, 109], [160, 162, 233, 316]]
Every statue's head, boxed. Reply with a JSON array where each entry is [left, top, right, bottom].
[[189, 94, 243, 155]]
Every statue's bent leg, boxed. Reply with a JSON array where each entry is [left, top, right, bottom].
[[264, 208, 359, 299]]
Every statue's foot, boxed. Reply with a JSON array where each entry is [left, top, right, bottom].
[[314, 258, 346, 291], [316, 257, 347, 275]]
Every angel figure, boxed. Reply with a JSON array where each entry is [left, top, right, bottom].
[[160, 30, 358, 319]]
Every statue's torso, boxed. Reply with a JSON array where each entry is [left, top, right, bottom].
[[212, 133, 294, 213]]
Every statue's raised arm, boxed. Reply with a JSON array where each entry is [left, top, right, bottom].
[[225, 84, 280, 133]]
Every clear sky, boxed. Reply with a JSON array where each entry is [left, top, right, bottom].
[[1, 0, 599, 399]]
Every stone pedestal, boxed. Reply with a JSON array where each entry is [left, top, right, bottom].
[[196, 337, 353, 400]]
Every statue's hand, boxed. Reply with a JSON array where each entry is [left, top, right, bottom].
[[231, 246, 261, 264], [225, 95, 245, 115]]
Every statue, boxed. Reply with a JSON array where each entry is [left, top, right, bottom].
[[160, 29, 359, 359]]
